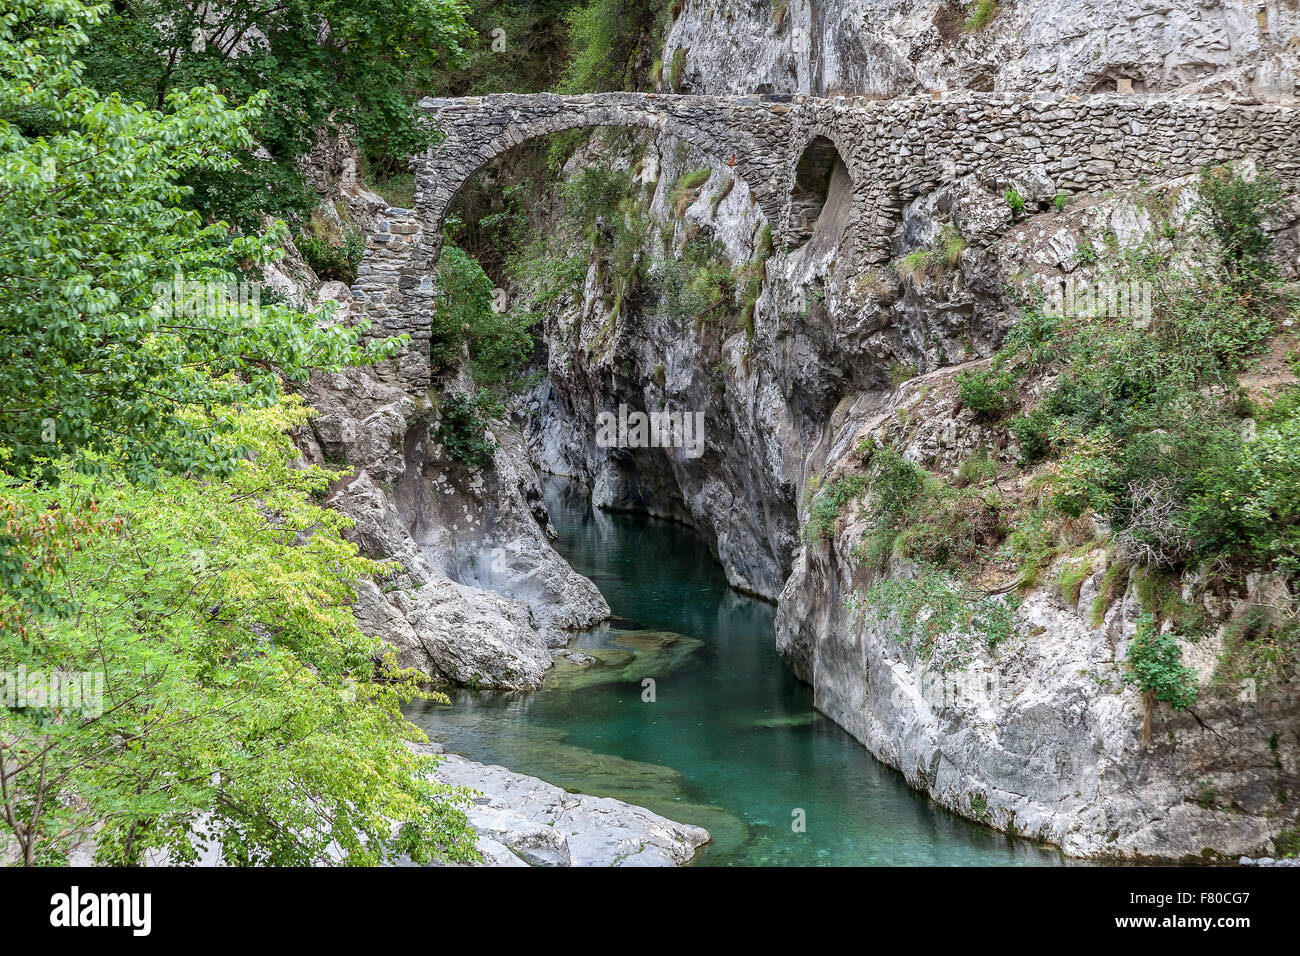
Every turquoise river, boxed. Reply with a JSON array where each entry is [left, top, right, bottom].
[[406, 479, 1072, 865]]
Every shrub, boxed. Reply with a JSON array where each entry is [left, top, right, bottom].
[[956, 367, 1015, 419], [901, 487, 1004, 570], [1048, 433, 1121, 518], [1004, 187, 1027, 216], [1114, 478, 1194, 567], [1123, 613, 1198, 711], [850, 445, 1004, 574], [1185, 402, 1300, 572], [1195, 166, 1283, 291], [650, 237, 736, 327], [1001, 297, 1066, 369], [1010, 407, 1055, 465], [435, 391, 504, 469], [298, 227, 365, 284], [805, 474, 869, 543], [848, 566, 1020, 669]]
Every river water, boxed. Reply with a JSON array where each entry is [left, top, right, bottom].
[[405, 479, 1069, 865]]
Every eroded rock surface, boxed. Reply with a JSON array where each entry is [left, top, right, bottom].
[[428, 751, 711, 867], [287, 173, 608, 690], [506, 61, 1300, 859]]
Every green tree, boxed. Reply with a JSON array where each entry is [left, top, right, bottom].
[[1, 396, 479, 865], [0, 0, 404, 489], [79, 0, 474, 224]]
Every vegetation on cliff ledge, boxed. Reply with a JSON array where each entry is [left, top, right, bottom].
[[836, 166, 1299, 718]]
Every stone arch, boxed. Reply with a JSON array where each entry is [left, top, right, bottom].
[[788, 135, 845, 243], [417, 104, 785, 260], [368, 95, 795, 390]]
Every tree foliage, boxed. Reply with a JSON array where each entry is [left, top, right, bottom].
[[0, 0, 478, 866], [79, 0, 474, 223], [1, 396, 479, 865], [0, 0, 404, 488]]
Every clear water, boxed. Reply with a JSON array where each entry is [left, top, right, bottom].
[[405, 479, 1071, 865]]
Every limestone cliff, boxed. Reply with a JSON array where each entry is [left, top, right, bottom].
[[513, 1, 1300, 858], [286, 144, 609, 691], [664, 0, 1298, 100]]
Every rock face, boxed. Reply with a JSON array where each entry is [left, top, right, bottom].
[[664, 0, 1299, 101], [774, 362, 1300, 859], [763, 160, 1300, 859], [302, 362, 609, 689], [779, 560, 1300, 859], [290, 166, 609, 690], [429, 752, 711, 866], [480, 7, 1300, 859]]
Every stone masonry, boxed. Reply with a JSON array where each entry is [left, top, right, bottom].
[[351, 91, 1300, 391]]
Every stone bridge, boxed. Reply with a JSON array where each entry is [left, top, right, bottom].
[[350, 91, 1300, 390]]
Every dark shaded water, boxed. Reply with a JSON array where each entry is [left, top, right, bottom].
[[405, 479, 1069, 865]]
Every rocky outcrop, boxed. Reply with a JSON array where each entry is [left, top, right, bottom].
[[425, 749, 711, 866], [663, 0, 1299, 101], [779, 542, 1300, 859], [769, 164, 1300, 858], [299, 359, 608, 689], [286, 163, 609, 689], [773, 345, 1300, 857]]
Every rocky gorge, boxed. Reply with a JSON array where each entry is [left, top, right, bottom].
[[293, 1, 1300, 864]]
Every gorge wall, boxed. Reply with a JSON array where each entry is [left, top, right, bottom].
[[467, 0, 1300, 859], [306, 0, 1300, 860]]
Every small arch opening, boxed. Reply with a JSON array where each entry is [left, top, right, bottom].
[[789, 136, 848, 244]]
